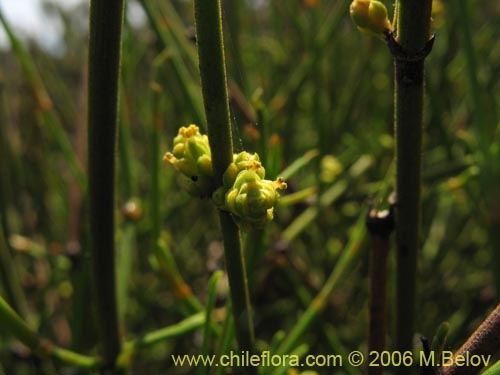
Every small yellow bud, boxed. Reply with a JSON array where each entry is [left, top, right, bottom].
[[350, 0, 391, 36], [222, 151, 265, 189], [197, 154, 213, 176], [223, 163, 240, 190], [164, 125, 215, 197], [224, 169, 286, 229]]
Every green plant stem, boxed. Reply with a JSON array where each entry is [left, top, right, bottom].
[[150, 53, 167, 246], [223, 0, 247, 92], [0, 295, 101, 370], [456, 0, 500, 297], [138, 0, 205, 127], [393, 0, 432, 361], [456, 0, 486, 140], [194, 0, 233, 182], [482, 360, 500, 375], [87, 0, 125, 368], [124, 312, 205, 350], [199, 271, 223, 375], [219, 213, 255, 352], [0, 11, 86, 188], [215, 305, 235, 375], [148, 55, 209, 318], [268, 0, 350, 122], [154, 239, 205, 314], [193, 0, 256, 361], [0, 215, 30, 323], [273, 214, 366, 363], [116, 89, 139, 327]]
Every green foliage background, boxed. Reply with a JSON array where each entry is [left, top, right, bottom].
[[0, 0, 499, 373]]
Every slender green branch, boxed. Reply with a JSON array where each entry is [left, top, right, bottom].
[[393, 0, 432, 361], [456, 0, 500, 298], [273, 214, 366, 363], [124, 312, 205, 349], [218, 213, 255, 353], [215, 305, 235, 375], [200, 271, 223, 375], [0, 10, 86, 188], [194, 0, 233, 181], [51, 348, 102, 370], [116, 312, 205, 369], [0, 294, 39, 350], [0, 295, 101, 370], [223, 0, 247, 91], [0, 215, 30, 323], [482, 360, 500, 375], [138, 0, 206, 127], [87, 0, 125, 367], [193, 0, 256, 361]]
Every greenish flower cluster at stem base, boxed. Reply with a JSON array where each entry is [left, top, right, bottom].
[[164, 125, 287, 230]]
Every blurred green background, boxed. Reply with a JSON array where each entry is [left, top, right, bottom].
[[0, 0, 499, 373]]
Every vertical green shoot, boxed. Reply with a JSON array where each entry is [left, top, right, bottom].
[[87, 0, 125, 368], [193, 0, 256, 360], [393, 0, 433, 364]]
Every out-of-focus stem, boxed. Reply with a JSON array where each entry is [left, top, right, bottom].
[[0, 295, 101, 370], [87, 0, 125, 368], [366, 206, 394, 375], [440, 304, 500, 375]]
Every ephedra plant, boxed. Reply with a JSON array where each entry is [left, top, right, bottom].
[[1, 0, 500, 375]]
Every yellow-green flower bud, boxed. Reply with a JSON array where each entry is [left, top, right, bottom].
[[224, 169, 287, 229], [164, 124, 215, 197], [222, 151, 265, 189], [350, 0, 391, 36]]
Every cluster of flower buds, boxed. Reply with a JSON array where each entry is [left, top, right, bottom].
[[163, 125, 215, 198], [219, 152, 287, 229], [349, 0, 391, 36], [165, 127, 287, 229]]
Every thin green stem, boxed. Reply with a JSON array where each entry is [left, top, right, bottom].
[[150, 53, 167, 247], [0, 295, 101, 370], [124, 312, 205, 350], [194, 0, 233, 181], [193, 0, 256, 361], [456, 0, 487, 140], [51, 348, 102, 370], [393, 0, 432, 362], [87, 0, 125, 368], [456, 0, 500, 297], [0, 294, 39, 350], [482, 360, 500, 375], [0, 11, 86, 188], [215, 305, 236, 375], [116, 89, 139, 327], [273, 214, 366, 364], [199, 271, 223, 375], [138, 0, 205, 127], [218, 213, 255, 352], [223, 0, 247, 92], [148, 54, 209, 317], [154, 239, 204, 313], [0, 215, 30, 323]]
